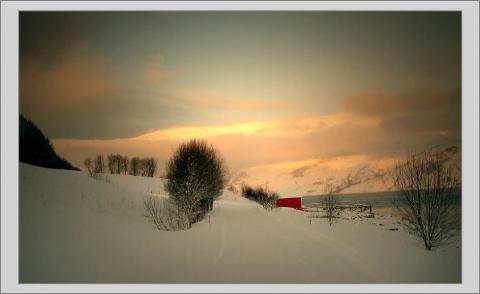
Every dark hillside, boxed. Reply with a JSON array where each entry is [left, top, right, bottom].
[[20, 114, 79, 171]]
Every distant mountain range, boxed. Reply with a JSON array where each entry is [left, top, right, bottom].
[[20, 114, 79, 171]]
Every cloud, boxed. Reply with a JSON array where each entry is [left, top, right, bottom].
[[343, 87, 461, 138], [317, 164, 391, 194], [343, 88, 454, 117], [19, 44, 300, 140], [20, 45, 132, 139], [290, 158, 331, 178], [20, 45, 191, 139], [134, 113, 352, 141], [291, 165, 314, 178], [329, 165, 372, 194], [21, 45, 120, 109]]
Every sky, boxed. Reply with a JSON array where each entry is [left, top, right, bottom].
[[19, 11, 461, 196]]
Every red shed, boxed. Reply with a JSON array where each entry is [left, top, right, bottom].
[[276, 197, 303, 210]]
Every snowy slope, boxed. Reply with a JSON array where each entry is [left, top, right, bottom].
[[19, 163, 461, 283]]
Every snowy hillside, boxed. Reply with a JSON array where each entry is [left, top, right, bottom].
[[19, 163, 460, 283]]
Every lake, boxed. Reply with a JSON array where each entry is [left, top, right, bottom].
[[302, 189, 461, 209]]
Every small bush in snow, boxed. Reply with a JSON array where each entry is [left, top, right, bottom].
[[144, 196, 188, 231], [241, 184, 278, 210], [165, 139, 226, 228], [322, 183, 341, 226]]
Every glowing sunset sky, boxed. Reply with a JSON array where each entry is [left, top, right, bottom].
[[20, 12, 461, 195]]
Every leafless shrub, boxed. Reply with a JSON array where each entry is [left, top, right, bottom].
[[392, 147, 460, 250], [143, 196, 188, 231], [322, 184, 341, 226]]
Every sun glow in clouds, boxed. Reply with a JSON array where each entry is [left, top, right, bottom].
[[134, 113, 379, 141]]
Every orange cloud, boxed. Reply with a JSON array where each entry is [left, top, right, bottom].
[[52, 112, 379, 172], [343, 87, 460, 119], [134, 113, 378, 141], [20, 46, 190, 139], [21, 45, 121, 111]]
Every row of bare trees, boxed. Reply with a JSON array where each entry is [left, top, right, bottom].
[[107, 154, 129, 175], [83, 155, 106, 175], [84, 154, 157, 177]]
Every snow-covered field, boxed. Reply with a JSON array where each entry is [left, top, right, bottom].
[[19, 163, 461, 283]]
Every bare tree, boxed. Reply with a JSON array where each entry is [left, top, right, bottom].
[[142, 157, 157, 177], [106, 154, 156, 177], [115, 154, 122, 174], [392, 147, 460, 250], [119, 155, 129, 175], [107, 154, 117, 174], [107, 154, 128, 174], [322, 183, 341, 226], [83, 157, 93, 175], [139, 159, 147, 176], [130, 157, 141, 176], [94, 155, 105, 174]]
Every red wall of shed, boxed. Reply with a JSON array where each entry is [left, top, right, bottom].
[[276, 197, 302, 209]]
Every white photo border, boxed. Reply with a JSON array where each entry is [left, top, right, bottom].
[[1, 1, 478, 293]]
